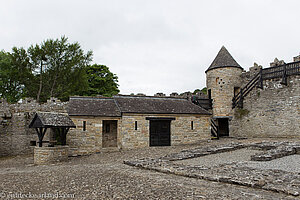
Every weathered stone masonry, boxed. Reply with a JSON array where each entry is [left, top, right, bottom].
[[230, 74, 300, 138], [0, 98, 67, 156], [120, 114, 210, 149], [67, 96, 211, 155]]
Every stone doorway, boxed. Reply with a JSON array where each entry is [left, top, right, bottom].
[[150, 120, 171, 146], [102, 120, 118, 148], [218, 118, 229, 137]]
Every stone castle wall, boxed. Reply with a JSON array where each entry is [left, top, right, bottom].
[[0, 98, 67, 156], [206, 67, 243, 117], [230, 74, 300, 138]]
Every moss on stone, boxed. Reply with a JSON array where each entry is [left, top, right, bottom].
[[234, 108, 250, 119]]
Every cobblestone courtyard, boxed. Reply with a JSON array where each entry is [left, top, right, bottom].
[[0, 138, 299, 199]]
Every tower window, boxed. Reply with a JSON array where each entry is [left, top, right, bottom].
[[234, 87, 240, 96], [191, 121, 194, 130]]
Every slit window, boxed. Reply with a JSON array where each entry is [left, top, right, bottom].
[[191, 121, 194, 130], [234, 87, 240, 96], [135, 121, 137, 130], [83, 121, 86, 131]]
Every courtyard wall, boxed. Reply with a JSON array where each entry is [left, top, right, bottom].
[[230, 74, 300, 138], [0, 98, 67, 156]]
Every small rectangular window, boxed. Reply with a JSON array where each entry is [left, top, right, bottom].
[[135, 121, 137, 130], [234, 87, 240, 96], [191, 121, 194, 130], [83, 121, 86, 131]]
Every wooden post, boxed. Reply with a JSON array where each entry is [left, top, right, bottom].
[[281, 64, 287, 85], [258, 68, 263, 89], [35, 127, 47, 147], [238, 88, 244, 108]]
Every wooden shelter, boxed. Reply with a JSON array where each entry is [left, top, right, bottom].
[[29, 112, 76, 147]]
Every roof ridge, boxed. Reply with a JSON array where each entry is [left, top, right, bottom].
[[114, 95, 187, 100]]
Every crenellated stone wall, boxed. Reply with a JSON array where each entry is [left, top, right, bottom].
[[0, 98, 67, 157], [230, 74, 300, 138]]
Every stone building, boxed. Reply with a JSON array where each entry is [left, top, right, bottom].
[[205, 46, 300, 138], [67, 95, 211, 155], [205, 46, 243, 136], [1, 46, 299, 158]]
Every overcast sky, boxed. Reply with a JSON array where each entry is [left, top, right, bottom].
[[1, 0, 299, 95]]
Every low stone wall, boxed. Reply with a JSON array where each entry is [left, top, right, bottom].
[[124, 141, 300, 197], [230, 75, 300, 138], [34, 146, 69, 165]]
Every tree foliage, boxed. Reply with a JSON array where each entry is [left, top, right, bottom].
[[0, 51, 24, 102], [0, 36, 120, 103], [82, 64, 119, 97]]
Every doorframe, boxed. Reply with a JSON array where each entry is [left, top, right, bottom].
[[213, 116, 232, 137], [146, 117, 175, 147]]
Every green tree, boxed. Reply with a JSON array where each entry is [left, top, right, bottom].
[[0, 50, 32, 102], [0, 51, 20, 102], [201, 87, 207, 94], [12, 36, 93, 102], [82, 64, 119, 97]]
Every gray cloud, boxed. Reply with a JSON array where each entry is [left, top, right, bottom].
[[1, 0, 299, 95]]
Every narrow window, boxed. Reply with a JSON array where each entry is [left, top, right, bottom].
[[83, 121, 86, 131], [191, 121, 194, 130], [135, 121, 138, 130], [234, 87, 240, 96]]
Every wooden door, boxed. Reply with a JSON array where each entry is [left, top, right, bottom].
[[150, 120, 171, 146]]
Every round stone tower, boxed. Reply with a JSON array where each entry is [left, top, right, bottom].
[[206, 46, 243, 118]]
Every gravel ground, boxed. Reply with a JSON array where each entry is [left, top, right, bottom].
[[245, 154, 300, 173], [175, 148, 262, 167], [0, 138, 298, 199]]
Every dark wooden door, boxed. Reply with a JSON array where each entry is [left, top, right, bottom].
[[218, 118, 229, 137], [150, 120, 171, 146]]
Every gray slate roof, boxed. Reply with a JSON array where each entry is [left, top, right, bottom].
[[205, 46, 243, 73], [68, 96, 211, 116], [29, 112, 76, 128], [68, 97, 121, 117]]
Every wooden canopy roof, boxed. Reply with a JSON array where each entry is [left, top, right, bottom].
[[29, 112, 76, 128]]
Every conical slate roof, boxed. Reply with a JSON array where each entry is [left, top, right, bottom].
[[205, 46, 243, 73]]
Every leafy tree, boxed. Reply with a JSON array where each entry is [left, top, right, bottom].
[[0, 51, 21, 102], [82, 64, 119, 97], [193, 87, 207, 95], [193, 89, 201, 94], [201, 87, 207, 94], [1, 36, 120, 102], [11, 36, 93, 102]]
